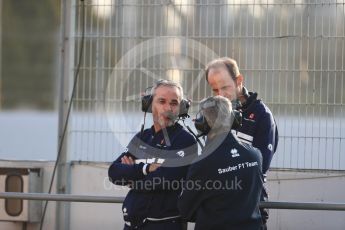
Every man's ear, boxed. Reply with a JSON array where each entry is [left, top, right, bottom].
[[236, 74, 244, 88]]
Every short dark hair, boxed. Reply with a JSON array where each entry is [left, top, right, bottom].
[[205, 57, 240, 82]]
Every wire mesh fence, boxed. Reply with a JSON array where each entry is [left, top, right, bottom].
[[67, 0, 345, 170]]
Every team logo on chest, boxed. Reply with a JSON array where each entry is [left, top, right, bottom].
[[176, 150, 185, 157], [230, 148, 240, 158], [135, 158, 165, 164]]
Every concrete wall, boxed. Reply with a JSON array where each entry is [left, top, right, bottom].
[[69, 162, 128, 230], [0, 161, 345, 230], [268, 169, 345, 230], [0, 160, 57, 230]]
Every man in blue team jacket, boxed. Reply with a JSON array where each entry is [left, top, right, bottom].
[[108, 79, 197, 230], [178, 96, 263, 230], [205, 57, 278, 228]]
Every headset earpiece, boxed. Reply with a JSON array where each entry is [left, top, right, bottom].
[[179, 99, 191, 118], [194, 113, 211, 135], [141, 94, 153, 113]]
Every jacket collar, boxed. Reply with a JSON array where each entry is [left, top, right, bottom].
[[240, 87, 258, 110]]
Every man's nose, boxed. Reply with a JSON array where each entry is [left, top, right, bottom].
[[163, 103, 173, 111], [217, 89, 225, 97]]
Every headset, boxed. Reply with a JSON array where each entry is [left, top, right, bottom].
[[194, 111, 211, 136], [194, 99, 243, 136], [141, 94, 191, 119]]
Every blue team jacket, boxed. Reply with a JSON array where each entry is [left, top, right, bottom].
[[178, 132, 263, 230], [108, 123, 197, 228], [233, 88, 279, 175]]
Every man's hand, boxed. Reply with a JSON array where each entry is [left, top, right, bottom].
[[148, 163, 161, 172], [121, 155, 134, 165], [121, 156, 161, 173]]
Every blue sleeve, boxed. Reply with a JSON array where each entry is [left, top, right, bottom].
[[253, 111, 278, 174], [108, 152, 145, 186]]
